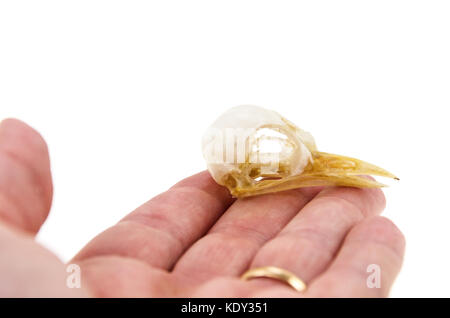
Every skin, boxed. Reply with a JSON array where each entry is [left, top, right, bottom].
[[0, 118, 405, 297]]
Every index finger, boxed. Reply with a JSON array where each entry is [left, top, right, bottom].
[[73, 171, 234, 270]]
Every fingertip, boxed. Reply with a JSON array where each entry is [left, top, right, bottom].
[[0, 118, 53, 234], [318, 184, 386, 217], [358, 176, 387, 210], [0, 118, 49, 156], [172, 170, 234, 205], [348, 216, 406, 258], [366, 186, 387, 213]]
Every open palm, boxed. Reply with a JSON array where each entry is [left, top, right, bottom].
[[0, 119, 405, 297]]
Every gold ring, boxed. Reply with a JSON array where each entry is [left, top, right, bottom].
[[240, 266, 307, 292]]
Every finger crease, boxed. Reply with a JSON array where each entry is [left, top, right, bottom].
[[316, 195, 366, 219]]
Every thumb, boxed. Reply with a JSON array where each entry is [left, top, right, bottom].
[[0, 118, 53, 234]]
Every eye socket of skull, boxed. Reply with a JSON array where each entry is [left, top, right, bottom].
[[246, 126, 306, 178]]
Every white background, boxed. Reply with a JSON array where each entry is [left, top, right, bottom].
[[1, 1, 449, 297]]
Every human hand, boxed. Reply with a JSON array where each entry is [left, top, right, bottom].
[[0, 119, 405, 297]]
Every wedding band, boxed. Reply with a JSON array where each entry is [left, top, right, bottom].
[[240, 266, 307, 292]]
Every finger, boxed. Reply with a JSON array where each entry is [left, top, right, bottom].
[[73, 171, 234, 270], [0, 119, 53, 234], [75, 255, 175, 297], [307, 216, 405, 297], [246, 186, 386, 291], [173, 187, 322, 281]]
